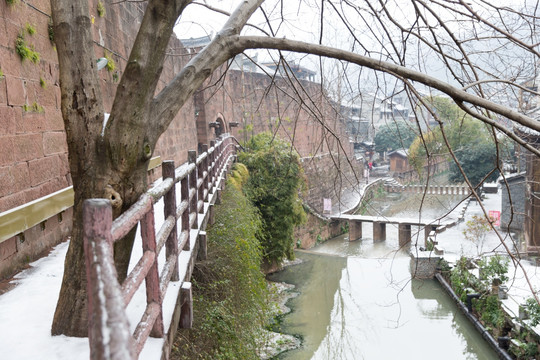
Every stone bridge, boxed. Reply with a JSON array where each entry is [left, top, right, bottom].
[[331, 214, 454, 247]]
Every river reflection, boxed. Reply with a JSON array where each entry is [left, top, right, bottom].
[[268, 234, 497, 360]]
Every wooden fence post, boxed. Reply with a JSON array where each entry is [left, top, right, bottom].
[[188, 150, 198, 229], [202, 144, 209, 202], [181, 172, 190, 251], [197, 231, 207, 261], [83, 199, 135, 360], [162, 161, 179, 281], [209, 140, 215, 194], [140, 206, 164, 338], [180, 282, 193, 329]]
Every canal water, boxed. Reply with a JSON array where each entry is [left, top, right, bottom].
[[268, 193, 498, 359]]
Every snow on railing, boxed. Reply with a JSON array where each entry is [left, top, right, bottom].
[[83, 136, 237, 359]]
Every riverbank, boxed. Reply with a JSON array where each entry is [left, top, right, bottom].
[[267, 184, 505, 359], [259, 281, 301, 359]]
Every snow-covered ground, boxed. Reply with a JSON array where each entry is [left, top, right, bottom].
[[3, 184, 540, 359], [0, 175, 204, 360], [0, 199, 179, 360], [435, 191, 540, 335]]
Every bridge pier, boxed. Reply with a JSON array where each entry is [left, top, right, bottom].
[[373, 221, 386, 242], [398, 223, 411, 246], [424, 225, 438, 246], [348, 220, 362, 241]]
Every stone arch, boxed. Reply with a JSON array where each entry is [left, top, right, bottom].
[[214, 113, 227, 137]]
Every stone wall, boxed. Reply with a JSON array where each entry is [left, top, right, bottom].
[[294, 208, 345, 249], [300, 152, 362, 214]]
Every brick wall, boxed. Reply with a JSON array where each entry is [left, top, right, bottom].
[[198, 67, 363, 212], [0, 2, 361, 278], [0, 0, 199, 279]]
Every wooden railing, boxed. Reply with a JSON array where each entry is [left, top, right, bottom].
[[83, 136, 237, 359]]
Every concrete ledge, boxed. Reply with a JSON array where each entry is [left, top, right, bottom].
[[0, 156, 161, 244]]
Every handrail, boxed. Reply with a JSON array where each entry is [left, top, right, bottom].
[[83, 137, 237, 359]]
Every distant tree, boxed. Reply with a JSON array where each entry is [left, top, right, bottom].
[[449, 140, 499, 186], [374, 121, 417, 155], [409, 97, 497, 184]]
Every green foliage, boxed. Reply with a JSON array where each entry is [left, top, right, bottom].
[[437, 258, 451, 273], [97, 1, 106, 17], [409, 97, 498, 184], [374, 120, 417, 155], [0, 68, 4, 79], [104, 51, 116, 72], [475, 295, 505, 330], [525, 297, 540, 327], [15, 35, 38, 62], [238, 132, 306, 264], [449, 140, 499, 186], [25, 23, 36, 35], [6, 0, 18, 6], [15, 33, 40, 63], [23, 102, 44, 113], [48, 19, 54, 43], [40, 77, 47, 89], [340, 222, 349, 234], [172, 185, 270, 359], [229, 163, 250, 190], [510, 338, 538, 359], [477, 255, 509, 291], [450, 257, 477, 302], [425, 96, 463, 122]]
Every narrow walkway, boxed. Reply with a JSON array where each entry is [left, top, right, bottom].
[[329, 176, 384, 215], [0, 203, 174, 360]]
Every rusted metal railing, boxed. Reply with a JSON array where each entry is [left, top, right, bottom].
[[83, 136, 237, 359]]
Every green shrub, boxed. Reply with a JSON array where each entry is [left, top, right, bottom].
[[23, 102, 44, 113], [238, 132, 306, 264], [525, 297, 540, 327], [450, 256, 477, 302], [48, 19, 54, 43], [172, 184, 270, 360], [477, 255, 509, 291], [476, 295, 505, 330]]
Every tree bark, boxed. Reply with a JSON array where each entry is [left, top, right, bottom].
[[50, 0, 107, 336]]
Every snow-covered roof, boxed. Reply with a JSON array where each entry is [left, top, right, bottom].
[[388, 148, 409, 157], [229, 54, 276, 75], [513, 107, 540, 137], [498, 171, 526, 183], [180, 35, 212, 48]]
